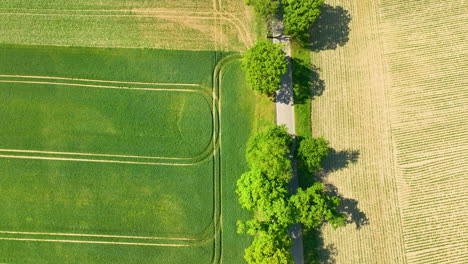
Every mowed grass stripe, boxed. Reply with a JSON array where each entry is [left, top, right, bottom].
[[0, 231, 195, 241], [378, 0, 468, 262]]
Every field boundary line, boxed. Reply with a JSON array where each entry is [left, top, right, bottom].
[[0, 237, 189, 247], [0, 74, 199, 87], [0, 231, 195, 241]]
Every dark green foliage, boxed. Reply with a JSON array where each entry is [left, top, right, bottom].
[[241, 40, 288, 96], [283, 0, 325, 39], [297, 136, 330, 174], [246, 0, 280, 20]]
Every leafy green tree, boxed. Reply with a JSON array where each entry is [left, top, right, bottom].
[[237, 126, 293, 224], [246, 125, 292, 178], [241, 41, 288, 96], [246, 0, 280, 20], [236, 126, 345, 264], [244, 233, 293, 264], [297, 136, 329, 174], [283, 0, 324, 39], [290, 183, 346, 229]]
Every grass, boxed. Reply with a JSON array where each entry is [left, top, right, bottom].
[[291, 41, 312, 138], [0, 0, 255, 51], [0, 82, 212, 158], [0, 44, 262, 263]]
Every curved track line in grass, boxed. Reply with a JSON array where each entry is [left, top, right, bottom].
[[214, 0, 254, 47], [0, 76, 219, 165], [0, 237, 189, 247], [0, 231, 195, 241], [208, 53, 243, 264], [0, 74, 198, 87]]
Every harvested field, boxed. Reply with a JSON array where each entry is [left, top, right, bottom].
[[0, 0, 255, 51], [308, 0, 467, 263]]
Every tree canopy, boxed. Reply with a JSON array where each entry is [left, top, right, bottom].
[[236, 126, 346, 263], [246, 0, 280, 20], [241, 40, 288, 96], [283, 0, 324, 39], [244, 233, 293, 264], [290, 183, 346, 229], [297, 136, 330, 174]]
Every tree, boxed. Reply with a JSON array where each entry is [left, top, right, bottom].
[[241, 40, 288, 96], [244, 233, 293, 264], [237, 126, 345, 264], [246, 0, 280, 20], [237, 126, 293, 223], [283, 0, 324, 39], [289, 183, 346, 229], [246, 125, 292, 179], [296, 136, 329, 174]]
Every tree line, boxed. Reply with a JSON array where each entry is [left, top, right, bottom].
[[242, 0, 325, 98], [237, 1, 345, 263], [236, 126, 345, 263]]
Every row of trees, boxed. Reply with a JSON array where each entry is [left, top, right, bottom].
[[236, 126, 346, 263], [247, 0, 324, 39], [242, 0, 325, 97], [238, 1, 338, 263]]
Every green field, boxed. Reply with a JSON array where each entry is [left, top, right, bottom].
[[0, 44, 261, 263]]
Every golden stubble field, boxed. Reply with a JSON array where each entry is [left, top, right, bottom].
[[0, 0, 255, 51], [309, 0, 467, 263]]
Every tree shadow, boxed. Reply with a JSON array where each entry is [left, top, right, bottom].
[[322, 148, 360, 173], [325, 184, 370, 230], [292, 58, 325, 104], [303, 227, 337, 264], [308, 4, 352, 51]]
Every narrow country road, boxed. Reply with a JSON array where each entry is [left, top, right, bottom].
[[272, 19, 305, 264]]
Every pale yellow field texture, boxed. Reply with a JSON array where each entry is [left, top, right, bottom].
[[0, 0, 255, 51], [310, 0, 467, 263]]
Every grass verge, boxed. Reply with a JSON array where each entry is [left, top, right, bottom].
[[291, 41, 312, 138]]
